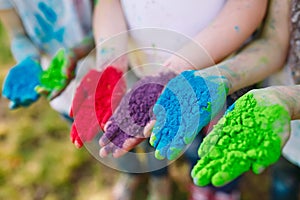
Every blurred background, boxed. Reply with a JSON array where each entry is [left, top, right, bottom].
[[0, 21, 271, 200]]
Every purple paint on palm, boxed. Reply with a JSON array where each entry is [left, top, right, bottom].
[[100, 72, 175, 153]]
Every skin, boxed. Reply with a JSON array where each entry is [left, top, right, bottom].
[[93, 0, 128, 72], [95, 0, 269, 158], [144, 0, 290, 160], [164, 0, 269, 73]]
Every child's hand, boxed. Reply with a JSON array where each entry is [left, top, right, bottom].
[[35, 48, 77, 100], [2, 57, 42, 109], [70, 66, 126, 148], [149, 70, 229, 160], [191, 89, 291, 187], [99, 72, 176, 158]]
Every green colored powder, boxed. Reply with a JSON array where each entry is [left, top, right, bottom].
[[36, 49, 69, 96], [191, 93, 290, 187]]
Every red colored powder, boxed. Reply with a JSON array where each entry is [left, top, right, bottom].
[[70, 66, 126, 148]]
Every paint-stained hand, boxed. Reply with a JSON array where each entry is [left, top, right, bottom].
[[70, 66, 126, 148], [191, 90, 291, 187], [2, 57, 43, 109], [150, 70, 229, 160], [99, 72, 176, 158], [35, 48, 77, 100]]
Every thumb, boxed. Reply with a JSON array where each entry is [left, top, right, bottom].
[[143, 120, 156, 137]]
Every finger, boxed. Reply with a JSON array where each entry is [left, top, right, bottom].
[[70, 124, 84, 148], [251, 162, 266, 174], [143, 120, 156, 137], [99, 122, 118, 147], [113, 137, 146, 158], [35, 85, 50, 96], [100, 112, 112, 130], [192, 158, 220, 187], [103, 120, 112, 132], [9, 101, 20, 109], [100, 131, 132, 157], [211, 171, 233, 187], [154, 136, 172, 160], [149, 123, 164, 148], [167, 134, 188, 160], [99, 145, 112, 158]]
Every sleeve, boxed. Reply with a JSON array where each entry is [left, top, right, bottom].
[[0, 0, 13, 10]]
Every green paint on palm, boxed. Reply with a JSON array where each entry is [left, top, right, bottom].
[[38, 49, 68, 93], [191, 93, 290, 187]]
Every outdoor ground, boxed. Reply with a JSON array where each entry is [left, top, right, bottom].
[[0, 22, 271, 200]]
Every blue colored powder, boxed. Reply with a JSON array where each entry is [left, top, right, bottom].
[[151, 70, 228, 160], [2, 57, 42, 108]]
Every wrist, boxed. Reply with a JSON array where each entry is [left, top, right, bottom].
[[273, 86, 300, 120], [195, 67, 230, 96]]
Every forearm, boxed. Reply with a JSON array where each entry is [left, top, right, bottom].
[[195, 0, 268, 65], [71, 32, 95, 61], [274, 86, 300, 120], [215, 0, 290, 94], [165, 0, 268, 72], [0, 9, 40, 62], [93, 0, 128, 72]]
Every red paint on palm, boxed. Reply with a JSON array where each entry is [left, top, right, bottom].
[[70, 66, 126, 148]]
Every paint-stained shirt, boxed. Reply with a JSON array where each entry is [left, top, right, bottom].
[[0, 0, 92, 56], [0, 0, 94, 116]]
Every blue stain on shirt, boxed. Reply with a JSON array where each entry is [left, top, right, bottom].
[[38, 2, 57, 23], [34, 2, 65, 43]]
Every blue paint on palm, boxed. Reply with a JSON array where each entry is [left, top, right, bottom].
[[151, 70, 228, 160], [2, 57, 42, 109]]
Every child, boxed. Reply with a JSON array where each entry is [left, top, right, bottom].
[[0, 0, 94, 117], [91, 0, 268, 199]]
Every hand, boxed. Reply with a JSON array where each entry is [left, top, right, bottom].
[[35, 48, 77, 100], [99, 72, 176, 158], [149, 70, 229, 160], [2, 57, 42, 109], [70, 66, 126, 148], [191, 89, 291, 187]]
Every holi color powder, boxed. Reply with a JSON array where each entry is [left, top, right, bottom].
[[70, 66, 126, 148], [192, 93, 290, 187], [2, 57, 42, 108], [100, 72, 175, 154], [151, 70, 228, 160], [36, 49, 69, 96]]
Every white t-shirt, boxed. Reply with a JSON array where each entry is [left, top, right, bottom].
[[120, 0, 226, 77]]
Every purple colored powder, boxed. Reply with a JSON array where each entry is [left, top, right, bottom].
[[100, 72, 175, 153]]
